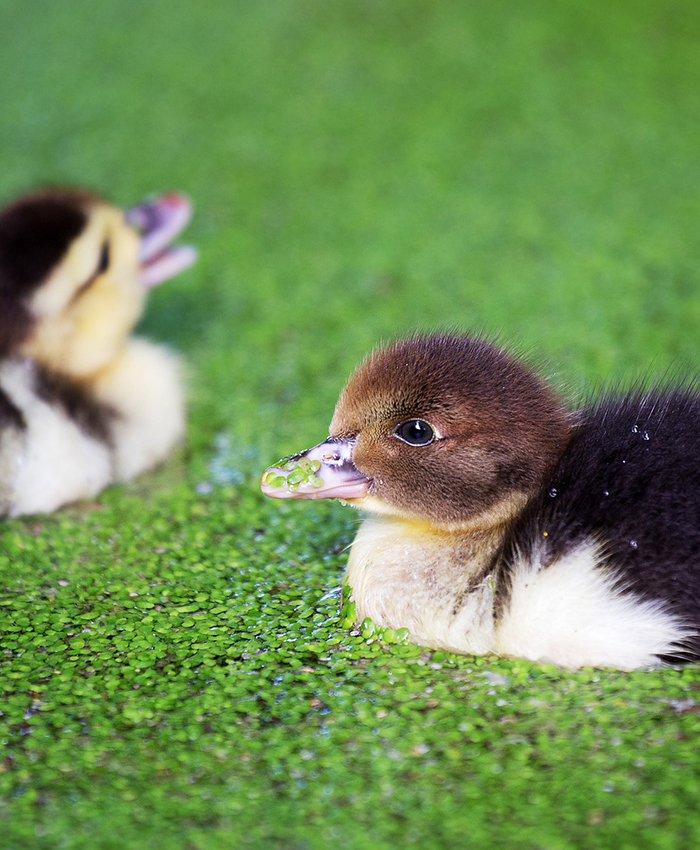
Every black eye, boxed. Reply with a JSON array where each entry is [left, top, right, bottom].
[[72, 242, 111, 302], [393, 419, 435, 446], [96, 241, 110, 275]]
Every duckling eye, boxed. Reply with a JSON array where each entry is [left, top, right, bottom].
[[96, 241, 110, 275], [71, 241, 111, 302], [393, 419, 435, 446]]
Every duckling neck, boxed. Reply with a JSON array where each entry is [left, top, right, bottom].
[[346, 514, 507, 655]]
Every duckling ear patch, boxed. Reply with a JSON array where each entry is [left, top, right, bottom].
[[0, 198, 87, 293], [0, 196, 88, 355]]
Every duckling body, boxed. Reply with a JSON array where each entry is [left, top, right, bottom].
[[262, 335, 700, 669], [0, 188, 195, 516]]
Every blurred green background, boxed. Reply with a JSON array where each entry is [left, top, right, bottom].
[[3, 0, 700, 847]]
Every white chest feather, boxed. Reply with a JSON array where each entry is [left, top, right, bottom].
[[346, 515, 499, 655], [345, 515, 691, 669]]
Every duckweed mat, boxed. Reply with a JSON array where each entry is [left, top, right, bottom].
[[3, 1, 700, 848]]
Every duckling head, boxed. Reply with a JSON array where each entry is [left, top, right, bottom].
[[0, 189, 196, 378], [262, 334, 571, 531]]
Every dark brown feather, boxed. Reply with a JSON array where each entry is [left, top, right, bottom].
[[0, 189, 91, 356], [0, 386, 25, 432], [34, 365, 117, 445]]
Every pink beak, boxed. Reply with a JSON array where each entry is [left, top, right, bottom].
[[261, 438, 371, 501], [126, 193, 197, 288]]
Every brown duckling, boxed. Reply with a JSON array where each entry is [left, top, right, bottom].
[[262, 333, 700, 669], [0, 187, 196, 515]]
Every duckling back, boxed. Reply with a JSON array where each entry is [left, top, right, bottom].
[[496, 390, 700, 666]]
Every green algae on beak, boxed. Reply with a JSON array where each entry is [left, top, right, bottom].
[[262, 457, 325, 493], [261, 438, 371, 501]]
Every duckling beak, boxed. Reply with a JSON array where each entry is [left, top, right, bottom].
[[126, 193, 197, 288], [261, 438, 371, 501]]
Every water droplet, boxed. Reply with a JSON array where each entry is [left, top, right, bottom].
[[643, 431, 650, 441], [630, 539, 638, 549], [631, 425, 639, 434], [549, 488, 557, 498]]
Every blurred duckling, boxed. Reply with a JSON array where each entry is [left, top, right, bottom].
[[262, 333, 700, 669], [0, 187, 196, 516]]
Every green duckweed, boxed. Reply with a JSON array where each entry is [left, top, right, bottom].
[[267, 457, 324, 491], [6, 1, 700, 847]]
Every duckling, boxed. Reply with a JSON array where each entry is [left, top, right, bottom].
[[0, 187, 196, 516], [262, 333, 700, 669]]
